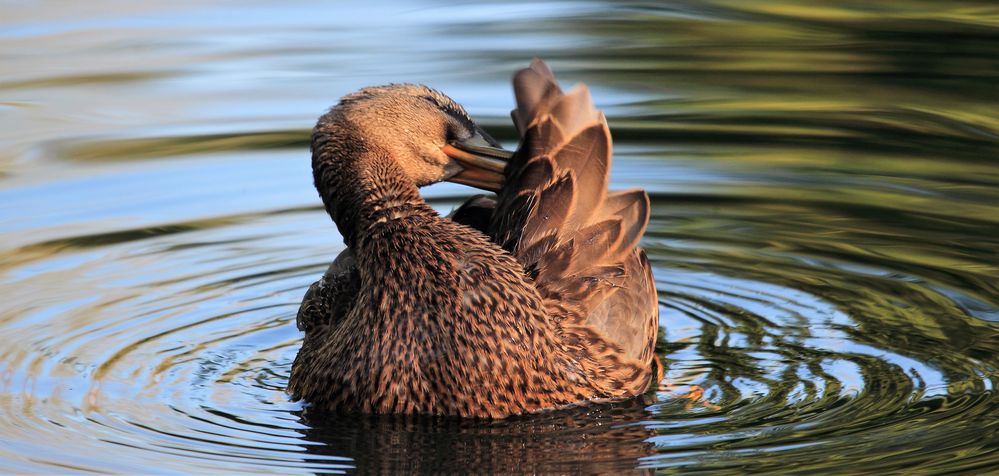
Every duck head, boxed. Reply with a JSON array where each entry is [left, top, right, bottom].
[[312, 84, 512, 192]]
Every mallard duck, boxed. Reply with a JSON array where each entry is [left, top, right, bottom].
[[289, 59, 659, 419]]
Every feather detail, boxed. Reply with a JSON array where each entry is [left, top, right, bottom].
[[490, 59, 658, 369]]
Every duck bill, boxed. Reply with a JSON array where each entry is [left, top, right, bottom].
[[442, 133, 513, 192]]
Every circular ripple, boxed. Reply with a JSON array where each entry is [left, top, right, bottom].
[[0, 192, 996, 473], [641, 194, 999, 474]]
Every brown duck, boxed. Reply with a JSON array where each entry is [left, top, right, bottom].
[[289, 59, 659, 419]]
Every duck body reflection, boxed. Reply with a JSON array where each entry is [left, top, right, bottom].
[[297, 398, 659, 474]]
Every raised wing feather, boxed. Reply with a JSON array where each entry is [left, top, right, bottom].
[[490, 59, 658, 365]]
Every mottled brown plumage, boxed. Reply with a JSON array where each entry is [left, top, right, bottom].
[[289, 59, 659, 419]]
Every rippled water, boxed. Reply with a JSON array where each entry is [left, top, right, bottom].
[[2, 1, 997, 473]]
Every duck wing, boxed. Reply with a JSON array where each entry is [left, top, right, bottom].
[[490, 59, 658, 368], [447, 194, 496, 235], [296, 248, 359, 333]]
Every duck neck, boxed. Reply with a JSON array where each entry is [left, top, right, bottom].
[[312, 126, 433, 249]]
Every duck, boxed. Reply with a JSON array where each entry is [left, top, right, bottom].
[[289, 59, 659, 419]]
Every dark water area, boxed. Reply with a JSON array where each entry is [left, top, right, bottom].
[[1, 1, 997, 473]]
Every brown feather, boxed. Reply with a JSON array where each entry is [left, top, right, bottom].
[[602, 189, 650, 258], [448, 194, 496, 234], [549, 85, 600, 141], [521, 172, 576, 248], [491, 59, 658, 373], [554, 124, 610, 231], [512, 59, 562, 132]]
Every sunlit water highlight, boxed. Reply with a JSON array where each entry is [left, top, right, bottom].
[[1, 1, 997, 473]]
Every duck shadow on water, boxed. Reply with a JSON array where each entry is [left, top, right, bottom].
[[296, 396, 660, 474]]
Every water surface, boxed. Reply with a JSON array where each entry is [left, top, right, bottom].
[[1, 1, 997, 473]]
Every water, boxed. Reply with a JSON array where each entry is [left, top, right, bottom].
[[1, 1, 997, 473]]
